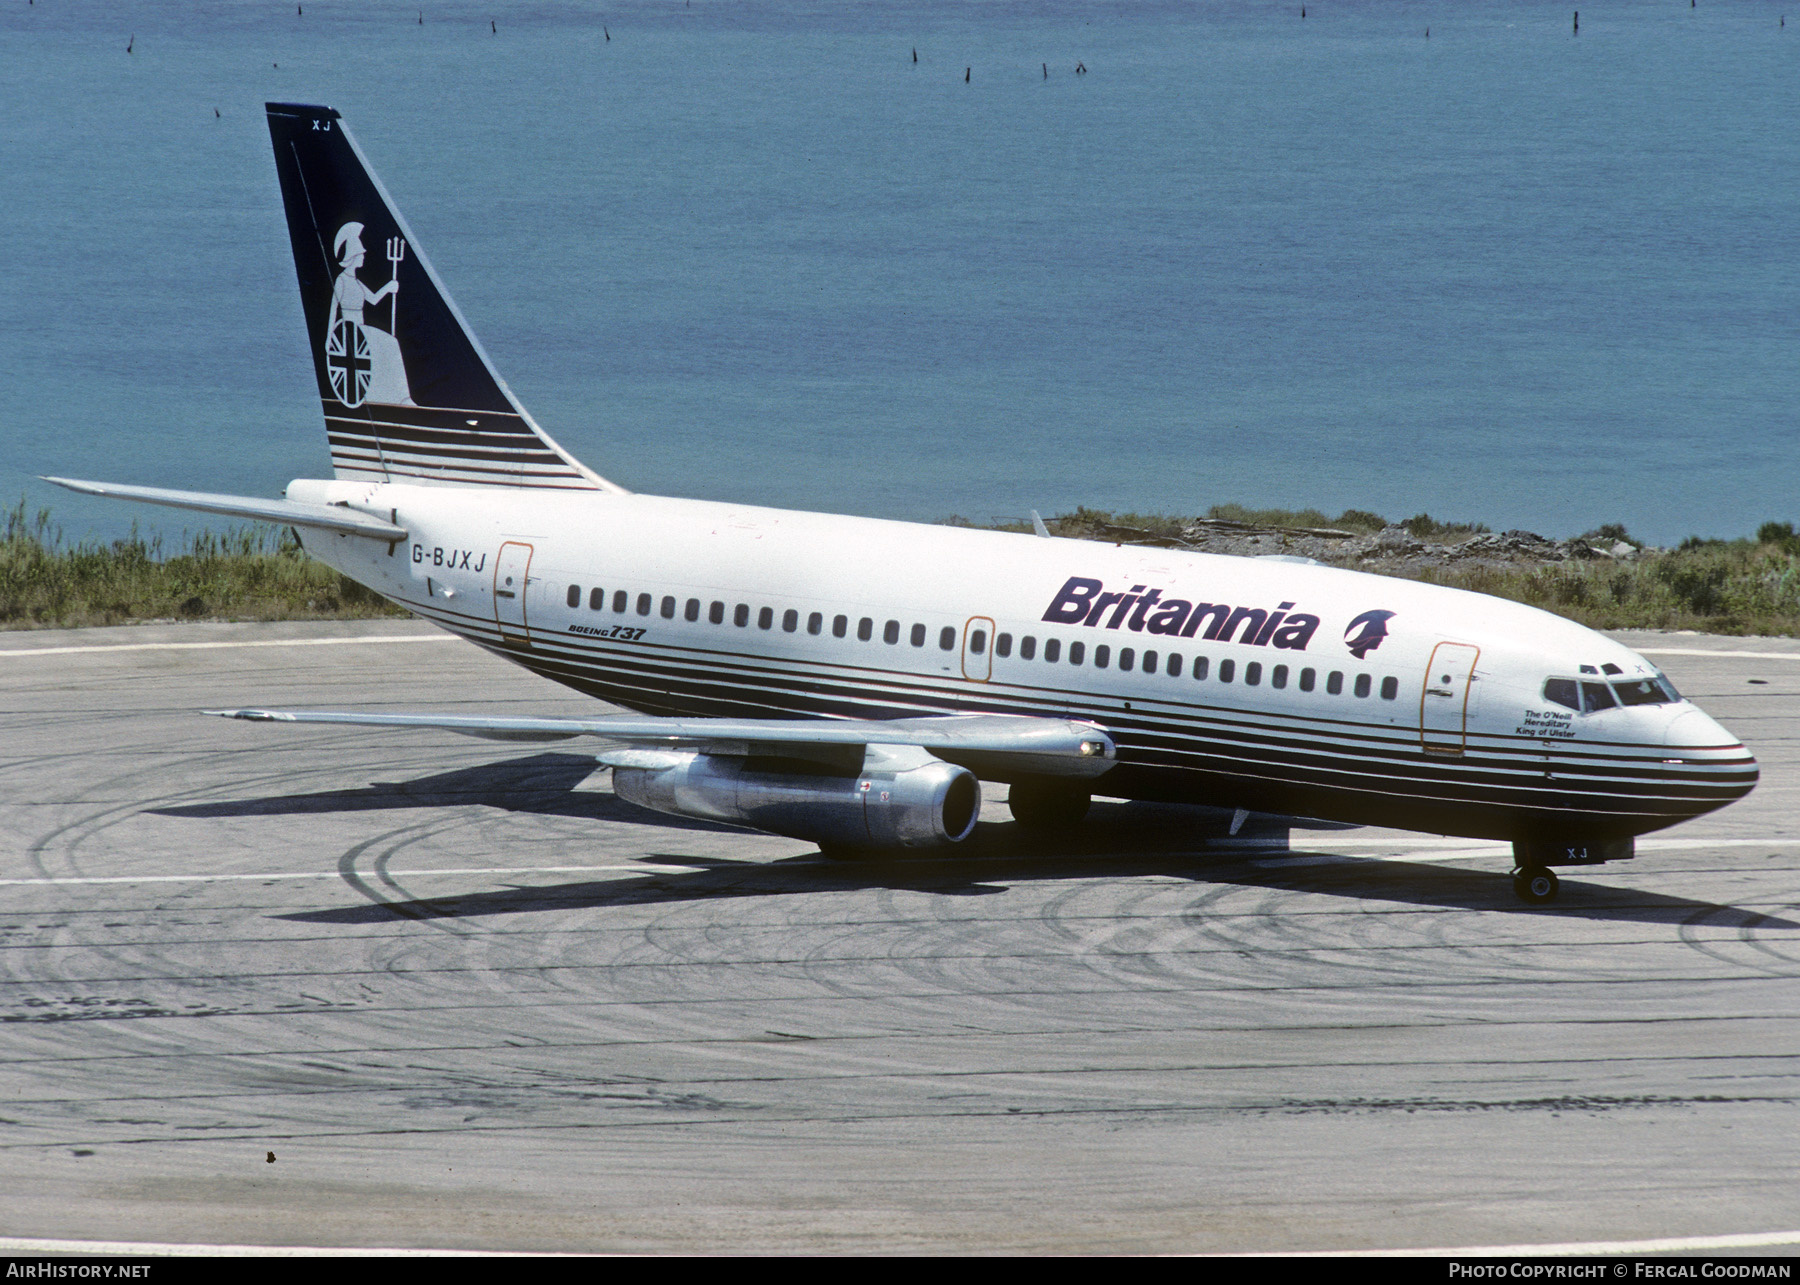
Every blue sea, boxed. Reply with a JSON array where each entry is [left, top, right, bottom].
[[3, 0, 1798, 548]]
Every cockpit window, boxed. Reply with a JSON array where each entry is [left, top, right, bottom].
[[1613, 677, 1678, 707], [1547, 672, 1680, 712], [1581, 681, 1617, 713]]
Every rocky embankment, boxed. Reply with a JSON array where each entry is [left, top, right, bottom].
[[1069, 517, 1654, 573]]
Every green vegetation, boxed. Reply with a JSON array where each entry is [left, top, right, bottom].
[[10, 497, 1800, 637], [0, 502, 402, 629], [948, 505, 1800, 637], [1423, 540, 1800, 636]]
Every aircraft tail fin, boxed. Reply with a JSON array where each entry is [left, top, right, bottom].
[[264, 103, 621, 493]]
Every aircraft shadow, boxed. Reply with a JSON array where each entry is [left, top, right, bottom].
[[278, 799, 1794, 929], [151, 752, 739, 833]]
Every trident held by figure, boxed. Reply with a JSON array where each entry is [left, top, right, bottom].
[[386, 237, 406, 337]]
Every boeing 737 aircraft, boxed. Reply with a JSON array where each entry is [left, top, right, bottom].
[[50, 103, 1758, 904]]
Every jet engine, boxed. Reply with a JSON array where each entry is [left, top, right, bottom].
[[603, 742, 981, 851]]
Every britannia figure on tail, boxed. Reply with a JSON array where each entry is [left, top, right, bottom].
[[325, 221, 413, 407]]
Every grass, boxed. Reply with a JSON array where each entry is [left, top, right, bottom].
[[10, 499, 1800, 637], [956, 505, 1800, 637], [1428, 544, 1800, 635], [0, 502, 401, 629]]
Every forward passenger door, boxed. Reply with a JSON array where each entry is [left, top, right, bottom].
[[1420, 641, 1480, 754]]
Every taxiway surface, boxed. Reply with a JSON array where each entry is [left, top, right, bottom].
[[1, 621, 1795, 1254]]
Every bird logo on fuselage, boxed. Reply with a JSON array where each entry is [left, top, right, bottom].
[[1344, 609, 1396, 659]]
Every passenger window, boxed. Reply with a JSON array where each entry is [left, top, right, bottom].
[[996, 633, 1012, 658], [1272, 665, 1288, 690], [1219, 659, 1235, 682], [758, 607, 774, 629], [782, 609, 798, 632], [1119, 648, 1134, 672], [1543, 678, 1579, 710], [1094, 644, 1109, 668], [1069, 641, 1085, 665], [1245, 662, 1262, 686], [858, 617, 873, 641], [971, 630, 988, 655], [1021, 636, 1037, 660], [1380, 676, 1398, 700], [1166, 653, 1182, 677], [1193, 656, 1209, 681], [613, 590, 628, 613], [1044, 638, 1061, 663], [636, 593, 652, 616], [883, 620, 900, 644], [1299, 667, 1315, 692], [833, 614, 848, 638], [709, 600, 725, 624], [1354, 674, 1371, 697], [734, 604, 750, 627], [1582, 681, 1617, 712], [590, 587, 605, 611], [685, 598, 700, 622], [1142, 649, 1156, 673], [661, 595, 676, 619], [1326, 671, 1343, 695], [807, 612, 822, 635], [911, 623, 926, 647], [567, 584, 581, 608]]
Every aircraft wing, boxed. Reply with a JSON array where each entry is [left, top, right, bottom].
[[43, 477, 407, 541], [207, 709, 1117, 779]]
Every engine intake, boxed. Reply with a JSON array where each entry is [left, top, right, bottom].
[[605, 743, 980, 850]]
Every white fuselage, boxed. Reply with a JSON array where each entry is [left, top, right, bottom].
[[289, 478, 1757, 843]]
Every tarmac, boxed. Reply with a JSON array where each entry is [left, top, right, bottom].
[[0, 619, 1795, 1255]]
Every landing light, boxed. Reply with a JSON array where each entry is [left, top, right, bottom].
[[1079, 740, 1108, 757]]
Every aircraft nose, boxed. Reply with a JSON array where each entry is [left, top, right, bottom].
[[1662, 708, 1758, 806], [1664, 708, 1738, 749]]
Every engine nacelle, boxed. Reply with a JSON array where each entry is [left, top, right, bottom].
[[605, 743, 981, 850]]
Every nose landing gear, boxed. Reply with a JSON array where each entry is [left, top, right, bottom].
[[1511, 865, 1560, 904], [1508, 838, 1633, 904]]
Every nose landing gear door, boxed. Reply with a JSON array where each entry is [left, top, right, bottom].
[[1420, 641, 1479, 754], [494, 540, 533, 645]]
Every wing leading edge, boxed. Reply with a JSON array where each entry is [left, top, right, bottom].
[[208, 709, 1117, 779]]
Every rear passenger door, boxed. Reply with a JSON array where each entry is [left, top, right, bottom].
[[494, 541, 533, 645]]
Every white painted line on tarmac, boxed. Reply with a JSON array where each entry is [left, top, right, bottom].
[[0, 863, 701, 887], [0, 634, 458, 658], [6, 1226, 1798, 1258], [1262, 1226, 1800, 1257], [1637, 647, 1800, 661], [0, 1234, 574, 1257]]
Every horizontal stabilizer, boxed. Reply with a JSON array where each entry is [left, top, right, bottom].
[[208, 709, 1118, 778], [42, 478, 407, 541]]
